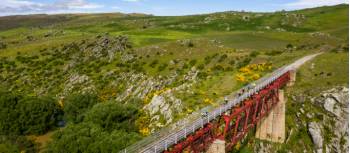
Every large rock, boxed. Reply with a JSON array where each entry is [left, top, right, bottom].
[[323, 97, 338, 115], [308, 122, 323, 153], [321, 87, 348, 117], [312, 87, 349, 153]]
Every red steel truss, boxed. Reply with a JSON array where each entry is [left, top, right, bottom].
[[164, 71, 290, 153]]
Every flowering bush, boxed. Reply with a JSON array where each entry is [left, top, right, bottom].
[[235, 63, 272, 83]]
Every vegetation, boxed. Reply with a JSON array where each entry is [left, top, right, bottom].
[[0, 4, 348, 153], [45, 122, 140, 153], [63, 93, 100, 123], [0, 89, 62, 135]]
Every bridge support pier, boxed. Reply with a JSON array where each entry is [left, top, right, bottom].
[[287, 69, 296, 87], [206, 139, 225, 153], [255, 89, 285, 143]]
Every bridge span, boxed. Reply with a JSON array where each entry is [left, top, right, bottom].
[[122, 53, 321, 153]]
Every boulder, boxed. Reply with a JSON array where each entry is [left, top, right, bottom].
[[308, 122, 323, 152], [323, 97, 337, 114]]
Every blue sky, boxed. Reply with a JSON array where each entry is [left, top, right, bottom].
[[0, 0, 348, 16]]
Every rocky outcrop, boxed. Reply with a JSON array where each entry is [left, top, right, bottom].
[[82, 35, 132, 62], [287, 87, 349, 153], [115, 72, 173, 102], [61, 73, 96, 97], [311, 87, 349, 153], [308, 122, 323, 153], [281, 13, 306, 27], [144, 90, 183, 129], [142, 68, 199, 132]]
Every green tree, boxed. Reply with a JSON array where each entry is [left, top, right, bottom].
[[0, 143, 19, 153], [16, 96, 61, 134], [0, 135, 37, 153], [45, 122, 141, 153], [0, 89, 22, 135], [84, 102, 139, 132], [63, 93, 99, 123], [0, 89, 61, 135]]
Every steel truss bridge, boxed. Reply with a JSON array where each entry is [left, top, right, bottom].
[[122, 53, 320, 153]]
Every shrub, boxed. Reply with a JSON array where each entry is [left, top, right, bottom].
[[249, 51, 260, 58], [63, 93, 99, 123], [0, 89, 62, 135], [157, 63, 168, 72], [0, 89, 21, 135], [212, 65, 224, 71], [84, 102, 139, 131], [218, 54, 228, 62], [197, 64, 205, 70], [0, 135, 37, 153], [236, 58, 251, 68], [46, 123, 141, 153], [16, 96, 62, 135], [197, 72, 208, 79], [204, 55, 212, 64], [188, 41, 194, 47], [286, 43, 293, 49], [182, 63, 189, 69], [149, 59, 159, 68], [0, 41, 7, 49], [189, 59, 197, 66], [265, 50, 283, 56]]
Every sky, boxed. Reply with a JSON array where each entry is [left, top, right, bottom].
[[0, 0, 348, 16]]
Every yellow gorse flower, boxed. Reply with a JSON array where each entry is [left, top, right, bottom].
[[235, 62, 272, 83]]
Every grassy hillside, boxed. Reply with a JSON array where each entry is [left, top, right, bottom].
[[0, 4, 348, 153]]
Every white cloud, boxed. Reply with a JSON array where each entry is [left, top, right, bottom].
[[0, 0, 104, 15], [54, 0, 103, 9], [285, 0, 348, 8], [111, 6, 121, 9], [122, 0, 142, 2]]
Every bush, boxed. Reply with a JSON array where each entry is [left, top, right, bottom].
[[218, 54, 228, 62], [197, 72, 208, 79], [45, 123, 141, 153], [63, 93, 99, 123], [189, 59, 197, 66], [16, 96, 62, 135], [204, 55, 212, 64], [229, 60, 236, 65], [236, 58, 251, 68], [157, 63, 168, 72], [84, 102, 139, 132], [0, 89, 21, 135], [265, 50, 283, 56], [187, 41, 194, 47], [0, 41, 7, 49], [197, 64, 205, 70], [149, 59, 159, 68], [286, 43, 293, 49], [0, 142, 18, 153], [249, 51, 260, 58], [0, 135, 37, 153], [212, 65, 224, 72], [0, 89, 61, 135]]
